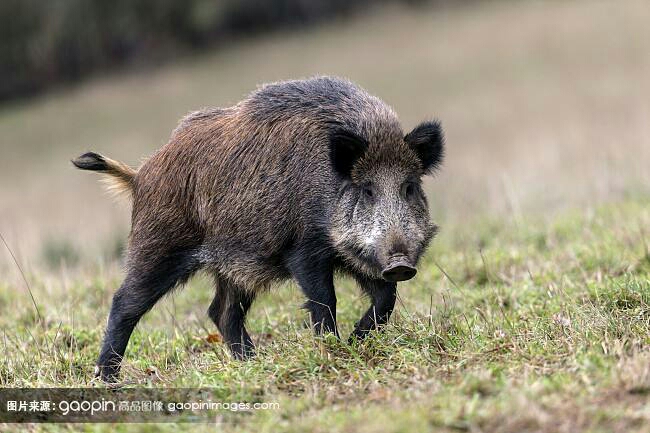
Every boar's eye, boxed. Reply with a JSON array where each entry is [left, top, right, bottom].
[[405, 182, 415, 198], [402, 181, 418, 200], [362, 185, 374, 199]]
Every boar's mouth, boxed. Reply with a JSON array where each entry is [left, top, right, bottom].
[[339, 243, 382, 274], [381, 254, 417, 282], [337, 244, 418, 282]]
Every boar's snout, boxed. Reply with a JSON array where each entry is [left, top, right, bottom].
[[381, 254, 417, 282]]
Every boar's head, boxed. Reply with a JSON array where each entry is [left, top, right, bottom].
[[329, 120, 444, 282]]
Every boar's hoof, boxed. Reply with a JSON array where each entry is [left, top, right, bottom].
[[94, 364, 120, 384]]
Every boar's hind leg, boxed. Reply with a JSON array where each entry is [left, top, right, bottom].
[[208, 278, 255, 360], [96, 248, 199, 382], [349, 277, 397, 343], [286, 249, 339, 337]]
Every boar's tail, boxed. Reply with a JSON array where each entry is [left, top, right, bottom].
[[72, 152, 137, 199]]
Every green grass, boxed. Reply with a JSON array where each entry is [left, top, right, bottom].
[[1, 199, 649, 432]]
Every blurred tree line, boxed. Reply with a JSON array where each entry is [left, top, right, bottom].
[[1, 0, 429, 101]]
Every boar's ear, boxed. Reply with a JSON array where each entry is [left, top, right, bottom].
[[405, 120, 445, 174], [330, 128, 368, 179]]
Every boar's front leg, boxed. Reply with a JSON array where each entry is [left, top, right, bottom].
[[286, 246, 339, 337], [349, 276, 397, 343], [208, 277, 255, 360]]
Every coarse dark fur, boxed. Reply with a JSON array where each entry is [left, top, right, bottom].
[[73, 76, 445, 382]]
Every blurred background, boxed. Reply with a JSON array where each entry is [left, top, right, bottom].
[[0, 0, 649, 270]]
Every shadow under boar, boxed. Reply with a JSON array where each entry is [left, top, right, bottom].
[[73, 76, 444, 382]]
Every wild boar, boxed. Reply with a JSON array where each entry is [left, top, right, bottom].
[[73, 76, 444, 382]]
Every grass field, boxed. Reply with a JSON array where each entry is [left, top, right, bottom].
[[1, 200, 649, 431], [1, 0, 649, 431]]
